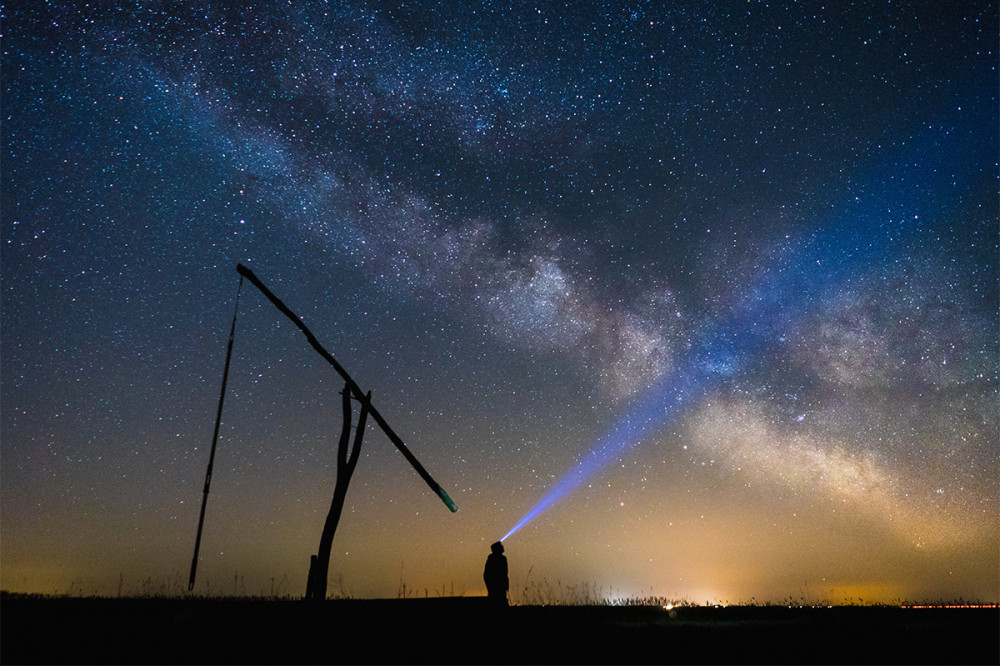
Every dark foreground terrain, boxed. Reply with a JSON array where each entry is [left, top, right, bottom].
[[2, 594, 997, 664]]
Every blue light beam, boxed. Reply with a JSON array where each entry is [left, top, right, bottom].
[[500, 276, 791, 543], [501, 100, 990, 542], [502, 358, 714, 542]]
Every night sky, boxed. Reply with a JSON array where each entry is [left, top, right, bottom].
[[2, 1, 997, 604]]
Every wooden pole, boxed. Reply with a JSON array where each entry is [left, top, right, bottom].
[[306, 384, 370, 600], [189, 276, 243, 592]]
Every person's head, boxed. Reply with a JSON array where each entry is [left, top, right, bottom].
[[491, 541, 504, 554]]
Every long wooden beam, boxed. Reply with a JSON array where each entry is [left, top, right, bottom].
[[236, 263, 457, 512]]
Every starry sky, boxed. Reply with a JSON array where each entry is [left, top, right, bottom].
[[2, 1, 997, 604]]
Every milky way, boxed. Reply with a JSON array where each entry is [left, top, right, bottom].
[[2, 1, 996, 603]]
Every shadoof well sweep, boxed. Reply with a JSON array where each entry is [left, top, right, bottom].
[[188, 264, 457, 600]]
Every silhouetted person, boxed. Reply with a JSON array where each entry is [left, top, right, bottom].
[[484, 541, 509, 607]]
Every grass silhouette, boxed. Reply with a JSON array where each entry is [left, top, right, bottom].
[[1, 589, 997, 664]]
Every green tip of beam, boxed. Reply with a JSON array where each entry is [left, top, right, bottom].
[[438, 488, 458, 512]]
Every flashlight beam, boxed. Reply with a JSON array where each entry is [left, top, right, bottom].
[[502, 359, 714, 542], [499, 102, 990, 542]]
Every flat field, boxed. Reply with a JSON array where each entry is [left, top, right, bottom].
[[2, 594, 997, 664]]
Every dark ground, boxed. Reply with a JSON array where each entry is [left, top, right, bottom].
[[1, 594, 997, 665]]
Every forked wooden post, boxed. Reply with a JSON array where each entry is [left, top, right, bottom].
[[305, 383, 371, 600]]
